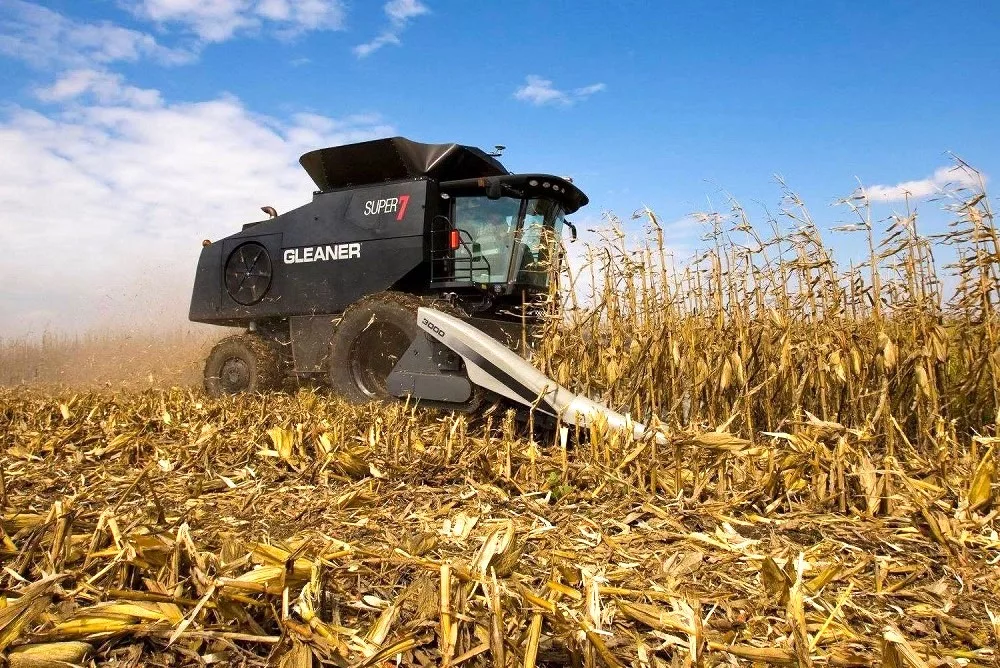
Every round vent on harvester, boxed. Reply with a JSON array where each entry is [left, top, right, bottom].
[[224, 242, 273, 305]]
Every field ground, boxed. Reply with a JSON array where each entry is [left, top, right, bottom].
[[0, 388, 997, 667]]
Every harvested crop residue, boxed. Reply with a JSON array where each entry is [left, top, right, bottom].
[[1, 388, 997, 666]]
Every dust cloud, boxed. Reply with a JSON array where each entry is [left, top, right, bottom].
[[0, 271, 230, 389]]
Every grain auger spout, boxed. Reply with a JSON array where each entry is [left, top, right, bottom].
[[385, 307, 666, 443]]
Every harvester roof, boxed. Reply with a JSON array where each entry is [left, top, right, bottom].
[[299, 136, 509, 191]]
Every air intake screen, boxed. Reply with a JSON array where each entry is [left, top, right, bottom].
[[225, 242, 273, 305]]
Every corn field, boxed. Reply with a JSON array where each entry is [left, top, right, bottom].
[[540, 161, 999, 450], [0, 163, 998, 666]]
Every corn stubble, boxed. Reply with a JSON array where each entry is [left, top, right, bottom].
[[2, 164, 999, 666]]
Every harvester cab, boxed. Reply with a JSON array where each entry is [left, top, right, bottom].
[[430, 173, 583, 302], [189, 136, 661, 440]]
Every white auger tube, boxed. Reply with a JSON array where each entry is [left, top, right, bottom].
[[416, 307, 664, 443]]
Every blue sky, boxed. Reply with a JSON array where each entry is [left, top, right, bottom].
[[1, 0, 997, 336]]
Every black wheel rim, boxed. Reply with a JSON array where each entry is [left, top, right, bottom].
[[349, 322, 411, 398], [219, 357, 251, 393]]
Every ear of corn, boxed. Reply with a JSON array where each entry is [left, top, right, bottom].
[[7, 641, 91, 668]]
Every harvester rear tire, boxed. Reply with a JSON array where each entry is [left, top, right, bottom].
[[203, 334, 283, 398], [328, 293, 421, 404]]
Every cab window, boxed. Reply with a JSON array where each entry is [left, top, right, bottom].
[[453, 197, 521, 283]]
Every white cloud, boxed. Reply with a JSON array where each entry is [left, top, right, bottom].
[[353, 0, 428, 58], [514, 75, 606, 106], [0, 82, 392, 338], [863, 165, 984, 202], [353, 31, 401, 58], [574, 83, 607, 97], [0, 0, 194, 68], [35, 69, 162, 107], [0, 2, 389, 338], [384, 0, 429, 23], [125, 0, 347, 42]]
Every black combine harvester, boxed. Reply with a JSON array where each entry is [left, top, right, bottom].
[[190, 137, 655, 436]]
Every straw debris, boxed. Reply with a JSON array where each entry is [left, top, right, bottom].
[[0, 384, 997, 666]]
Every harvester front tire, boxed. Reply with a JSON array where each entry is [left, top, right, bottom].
[[203, 334, 283, 398], [328, 294, 421, 404]]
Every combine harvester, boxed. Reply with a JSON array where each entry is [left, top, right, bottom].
[[189, 137, 658, 439]]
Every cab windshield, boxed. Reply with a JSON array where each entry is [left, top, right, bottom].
[[452, 196, 565, 286], [515, 198, 565, 287]]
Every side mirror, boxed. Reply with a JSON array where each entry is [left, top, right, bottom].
[[564, 220, 578, 242]]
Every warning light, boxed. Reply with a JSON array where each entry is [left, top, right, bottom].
[[449, 229, 460, 250]]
